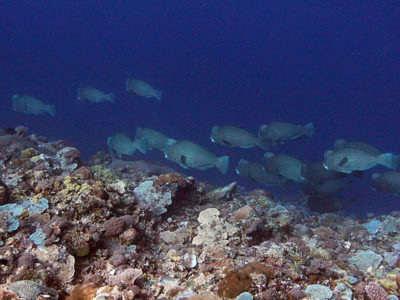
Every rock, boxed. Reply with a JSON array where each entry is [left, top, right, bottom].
[[334, 282, 352, 300], [183, 252, 197, 269], [208, 182, 237, 201], [1, 280, 58, 300], [56, 147, 80, 172], [233, 205, 257, 221], [193, 208, 238, 246], [109, 268, 143, 286], [15, 126, 28, 137], [198, 208, 220, 224], [348, 250, 382, 272], [0, 180, 9, 205], [160, 228, 188, 244], [235, 292, 253, 300], [134, 180, 172, 215], [34, 245, 75, 284], [109, 180, 126, 194], [304, 284, 332, 299]]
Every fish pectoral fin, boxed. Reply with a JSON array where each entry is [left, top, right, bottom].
[[338, 157, 348, 167], [180, 155, 190, 169], [222, 139, 233, 147]]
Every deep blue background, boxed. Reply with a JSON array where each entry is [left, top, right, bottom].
[[1, 1, 400, 215]]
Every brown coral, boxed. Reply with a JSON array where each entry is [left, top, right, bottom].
[[217, 268, 253, 299], [67, 282, 100, 300]]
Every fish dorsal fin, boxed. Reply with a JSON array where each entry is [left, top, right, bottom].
[[334, 139, 346, 150], [324, 150, 333, 160], [338, 157, 348, 167], [264, 152, 275, 160]]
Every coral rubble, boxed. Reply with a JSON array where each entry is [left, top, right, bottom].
[[1, 126, 400, 299]]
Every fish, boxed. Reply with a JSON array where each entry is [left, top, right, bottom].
[[300, 179, 352, 196], [323, 148, 400, 174], [12, 94, 56, 117], [77, 87, 115, 103], [307, 195, 355, 213], [262, 152, 306, 182], [303, 161, 349, 183], [371, 172, 400, 195], [135, 127, 176, 151], [107, 132, 147, 158], [126, 78, 162, 101], [164, 140, 229, 174], [334, 139, 382, 156], [259, 122, 313, 146], [210, 126, 269, 150], [236, 159, 289, 188]]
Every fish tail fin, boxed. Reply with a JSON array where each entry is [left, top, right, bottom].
[[134, 138, 148, 154], [216, 155, 229, 174], [236, 159, 250, 177], [47, 105, 56, 117], [393, 155, 400, 170], [258, 124, 268, 138], [107, 93, 115, 103], [379, 153, 400, 170], [257, 138, 270, 150], [107, 137, 115, 158], [153, 90, 162, 101], [304, 122, 314, 137]]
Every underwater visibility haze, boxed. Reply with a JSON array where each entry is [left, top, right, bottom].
[[1, 1, 400, 216]]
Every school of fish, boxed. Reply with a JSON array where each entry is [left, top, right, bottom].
[[12, 79, 400, 212]]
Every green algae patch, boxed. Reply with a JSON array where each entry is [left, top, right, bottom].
[[22, 148, 38, 159], [91, 165, 118, 183]]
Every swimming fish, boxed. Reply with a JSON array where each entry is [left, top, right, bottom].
[[259, 122, 313, 146], [323, 148, 400, 174], [211, 126, 269, 150], [371, 172, 400, 195], [236, 159, 289, 188], [334, 139, 382, 156], [303, 161, 349, 183], [126, 78, 162, 101], [164, 140, 229, 174], [301, 179, 352, 196], [307, 195, 354, 213], [107, 132, 147, 158], [262, 152, 306, 182], [12, 94, 56, 117], [135, 127, 176, 151], [77, 87, 115, 103]]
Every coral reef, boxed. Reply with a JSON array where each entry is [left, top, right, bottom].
[[1, 126, 400, 299]]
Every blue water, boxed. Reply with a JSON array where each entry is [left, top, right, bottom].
[[1, 1, 400, 215]]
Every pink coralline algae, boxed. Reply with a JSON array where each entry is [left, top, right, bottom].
[[365, 282, 389, 300]]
